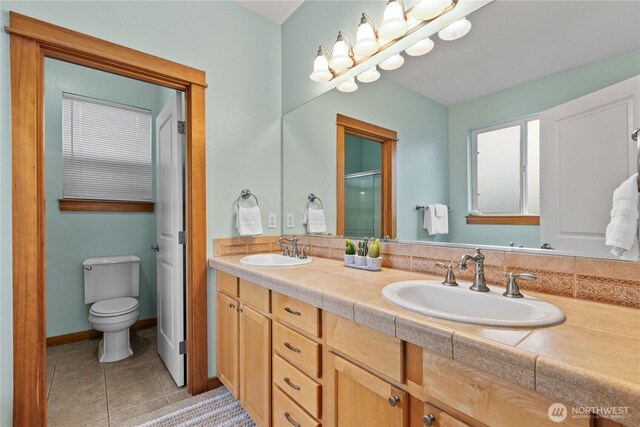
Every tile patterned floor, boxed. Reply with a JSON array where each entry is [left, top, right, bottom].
[[46, 326, 190, 427]]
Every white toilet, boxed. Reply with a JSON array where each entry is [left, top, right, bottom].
[[83, 255, 141, 363]]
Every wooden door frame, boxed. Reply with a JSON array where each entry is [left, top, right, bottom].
[[7, 12, 208, 425], [336, 114, 397, 238]]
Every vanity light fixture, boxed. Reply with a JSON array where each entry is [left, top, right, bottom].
[[356, 66, 381, 83], [412, 0, 451, 21], [353, 13, 379, 57], [379, 0, 409, 40], [438, 17, 472, 41], [405, 36, 435, 56], [337, 77, 358, 93], [378, 53, 405, 71], [329, 31, 354, 72], [309, 46, 333, 82]]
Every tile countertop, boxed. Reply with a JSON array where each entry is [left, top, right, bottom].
[[209, 255, 640, 424]]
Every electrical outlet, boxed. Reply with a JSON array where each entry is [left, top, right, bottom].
[[268, 213, 276, 229], [286, 213, 294, 228]]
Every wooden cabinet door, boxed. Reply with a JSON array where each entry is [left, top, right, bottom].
[[240, 304, 272, 427], [328, 353, 407, 427], [216, 292, 239, 398]]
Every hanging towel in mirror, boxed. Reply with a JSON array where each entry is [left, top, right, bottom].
[[236, 206, 263, 236], [605, 173, 640, 261], [424, 204, 448, 235], [303, 207, 327, 233]]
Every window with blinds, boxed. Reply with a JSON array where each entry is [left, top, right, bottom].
[[62, 93, 152, 201]]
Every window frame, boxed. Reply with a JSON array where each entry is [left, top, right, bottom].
[[469, 117, 539, 224]]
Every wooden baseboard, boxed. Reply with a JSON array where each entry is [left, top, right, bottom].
[[207, 377, 223, 391], [47, 317, 157, 347]]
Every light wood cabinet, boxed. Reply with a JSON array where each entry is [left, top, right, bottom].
[[216, 291, 239, 398], [325, 352, 408, 427], [240, 304, 271, 427]]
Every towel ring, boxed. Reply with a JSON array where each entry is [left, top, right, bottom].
[[236, 189, 259, 209], [307, 193, 324, 209]]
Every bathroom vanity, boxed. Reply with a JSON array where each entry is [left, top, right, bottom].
[[210, 253, 639, 427]]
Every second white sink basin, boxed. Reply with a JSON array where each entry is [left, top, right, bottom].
[[240, 253, 312, 267], [382, 280, 565, 327]]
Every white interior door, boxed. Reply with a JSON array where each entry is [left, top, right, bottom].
[[155, 91, 185, 386], [540, 76, 640, 256]]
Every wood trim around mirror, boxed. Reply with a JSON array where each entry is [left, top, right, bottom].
[[336, 114, 397, 239], [8, 12, 208, 425], [466, 215, 540, 225]]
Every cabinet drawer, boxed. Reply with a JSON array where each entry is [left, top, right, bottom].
[[325, 312, 403, 383], [273, 292, 320, 337], [239, 279, 270, 312], [273, 386, 320, 427], [216, 271, 238, 297], [274, 322, 321, 379], [273, 354, 321, 419]]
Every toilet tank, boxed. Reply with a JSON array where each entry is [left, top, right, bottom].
[[83, 255, 140, 304]]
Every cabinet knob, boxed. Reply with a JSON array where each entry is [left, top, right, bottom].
[[229, 303, 235, 309], [238, 307, 243, 313], [388, 396, 400, 407], [422, 414, 436, 426]]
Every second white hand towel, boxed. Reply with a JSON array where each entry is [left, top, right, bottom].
[[304, 207, 327, 233], [424, 204, 449, 235], [236, 206, 263, 236], [605, 173, 640, 261]]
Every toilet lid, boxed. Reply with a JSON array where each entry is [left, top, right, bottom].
[[90, 297, 139, 317]]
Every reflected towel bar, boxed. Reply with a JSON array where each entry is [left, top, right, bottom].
[[416, 205, 451, 211]]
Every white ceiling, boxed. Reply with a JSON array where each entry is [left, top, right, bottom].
[[385, 1, 640, 106], [234, 0, 304, 25]]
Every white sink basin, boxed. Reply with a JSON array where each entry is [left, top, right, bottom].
[[382, 280, 565, 327], [240, 253, 312, 267]]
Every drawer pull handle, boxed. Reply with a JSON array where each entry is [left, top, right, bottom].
[[284, 342, 301, 353], [388, 396, 400, 407], [284, 377, 301, 391], [422, 414, 436, 427], [284, 412, 301, 427], [284, 307, 302, 316]]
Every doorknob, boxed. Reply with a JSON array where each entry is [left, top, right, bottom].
[[151, 244, 160, 252]]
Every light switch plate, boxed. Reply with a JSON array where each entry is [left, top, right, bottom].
[[286, 213, 294, 228], [268, 213, 276, 229]]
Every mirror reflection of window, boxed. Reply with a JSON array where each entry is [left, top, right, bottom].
[[344, 135, 381, 237], [471, 118, 540, 216]]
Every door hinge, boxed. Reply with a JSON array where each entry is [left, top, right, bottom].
[[177, 120, 186, 135], [179, 340, 187, 355], [179, 231, 186, 245]]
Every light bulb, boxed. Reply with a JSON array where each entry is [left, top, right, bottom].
[[438, 17, 472, 41], [357, 66, 380, 83], [337, 78, 358, 93], [405, 37, 434, 56], [412, 0, 450, 21], [379, 0, 408, 40], [309, 47, 333, 82], [353, 13, 379, 57], [378, 53, 404, 71], [329, 32, 353, 72]]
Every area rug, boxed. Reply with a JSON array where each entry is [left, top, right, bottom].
[[122, 386, 255, 427]]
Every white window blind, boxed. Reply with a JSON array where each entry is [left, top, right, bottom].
[[62, 93, 152, 201]]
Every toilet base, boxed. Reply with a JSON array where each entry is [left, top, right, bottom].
[[98, 329, 133, 363]]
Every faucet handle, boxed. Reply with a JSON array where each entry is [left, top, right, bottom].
[[503, 272, 537, 298], [283, 245, 291, 257], [299, 247, 308, 259], [435, 262, 458, 286]]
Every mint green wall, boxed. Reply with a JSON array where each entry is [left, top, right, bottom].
[[44, 58, 170, 337], [1, 2, 281, 420], [283, 75, 449, 241], [448, 50, 640, 247], [345, 135, 381, 175]]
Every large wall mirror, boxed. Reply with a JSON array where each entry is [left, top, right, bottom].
[[282, 0, 640, 259]]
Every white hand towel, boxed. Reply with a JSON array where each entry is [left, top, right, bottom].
[[236, 206, 263, 236], [423, 204, 448, 235], [303, 207, 327, 233], [605, 173, 640, 261], [434, 204, 448, 218]]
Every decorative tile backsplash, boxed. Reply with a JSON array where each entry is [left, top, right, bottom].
[[213, 235, 640, 308]]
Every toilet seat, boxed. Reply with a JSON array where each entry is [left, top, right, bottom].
[[90, 297, 139, 317]]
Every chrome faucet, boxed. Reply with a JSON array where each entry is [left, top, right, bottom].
[[457, 248, 490, 292], [276, 236, 300, 258]]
